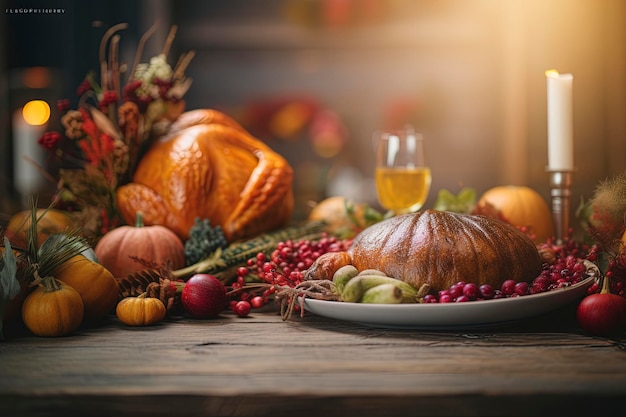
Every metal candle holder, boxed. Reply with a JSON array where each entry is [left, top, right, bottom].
[[547, 169, 574, 244]]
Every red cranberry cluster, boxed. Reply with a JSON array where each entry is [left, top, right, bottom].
[[604, 250, 626, 297], [422, 239, 596, 303], [227, 234, 353, 315]]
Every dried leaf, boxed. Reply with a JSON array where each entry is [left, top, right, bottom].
[[59, 168, 113, 212], [166, 78, 192, 99], [87, 105, 122, 140]]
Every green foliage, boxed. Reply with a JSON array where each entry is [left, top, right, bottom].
[[217, 220, 327, 267], [174, 220, 327, 278], [184, 218, 228, 265], [432, 187, 477, 213]]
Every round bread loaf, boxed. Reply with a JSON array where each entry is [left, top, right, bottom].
[[348, 210, 542, 291]]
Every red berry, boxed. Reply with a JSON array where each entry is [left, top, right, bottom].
[[479, 284, 494, 299], [463, 283, 479, 300], [449, 284, 463, 299], [234, 301, 251, 318], [514, 282, 529, 296], [501, 280, 516, 296], [250, 296, 265, 309], [439, 294, 453, 303], [423, 294, 437, 303]]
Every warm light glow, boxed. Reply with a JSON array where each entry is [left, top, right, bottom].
[[545, 69, 563, 78], [22, 100, 51, 125], [22, 67, 51, 89]]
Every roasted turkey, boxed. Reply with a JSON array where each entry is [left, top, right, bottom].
[[116, 109, 294, 242]]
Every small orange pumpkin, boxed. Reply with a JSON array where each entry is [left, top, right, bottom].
[[477, 185, 554, 244], [94, 212, 185, 278], [21, 275, 84, 337], [5, 209, 74, 247], [54, 255, 119, 322], [116, 293, 166, 326]]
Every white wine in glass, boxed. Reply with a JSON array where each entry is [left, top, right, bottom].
[[375, 127, 431, 214]]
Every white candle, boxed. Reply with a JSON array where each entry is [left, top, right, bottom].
[[12, 109, 46, 196], [546, 70, 574, 171]]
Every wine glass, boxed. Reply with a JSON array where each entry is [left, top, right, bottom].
[[374, 126, 431, 214]]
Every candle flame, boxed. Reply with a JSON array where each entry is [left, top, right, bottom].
[[22, 100, 50, 126], [546, 69, 573, 80]]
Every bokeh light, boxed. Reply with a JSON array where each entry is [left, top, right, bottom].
[[22, 100, 51, 126]]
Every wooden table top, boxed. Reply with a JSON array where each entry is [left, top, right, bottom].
[[1, 303, 625, 417]]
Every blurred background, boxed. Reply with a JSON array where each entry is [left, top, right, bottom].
[[1, 0, 624, 224]]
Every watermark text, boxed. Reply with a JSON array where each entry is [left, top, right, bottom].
[[6, 9, 65, 14]]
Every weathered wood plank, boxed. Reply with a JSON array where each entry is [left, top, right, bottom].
[[1, 310, 625, 417], [1, 393, 625, 417]]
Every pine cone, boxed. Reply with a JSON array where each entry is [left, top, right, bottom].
[[116, 268, 178, 311]]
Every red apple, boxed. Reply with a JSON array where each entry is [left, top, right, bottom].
[[181, 274, 227, 319], [577, 293, 626, 336]]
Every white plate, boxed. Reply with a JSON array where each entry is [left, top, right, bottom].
[[302, 277, 595, 329]]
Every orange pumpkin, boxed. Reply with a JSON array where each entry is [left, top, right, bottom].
[[5, 209, 74, 248], [21, 276, 84, 337], [53, 255, 119, 322], [477, 185, 554, 244], [94, 212, 185, 278], [116, 293, 166, 326]]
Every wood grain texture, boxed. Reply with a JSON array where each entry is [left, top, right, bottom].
[[1, 306, 625, 417]]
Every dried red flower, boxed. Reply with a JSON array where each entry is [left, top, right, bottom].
[[122, 80, 143, 101], [76, 109, 114, 167], [38, 131, 62, 150], [152, 77, 174, 98], [76, 78, 92, 96], [99, 91, 119, 111], [56, 99, 70, 113], [35, 23, 193, 239]]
